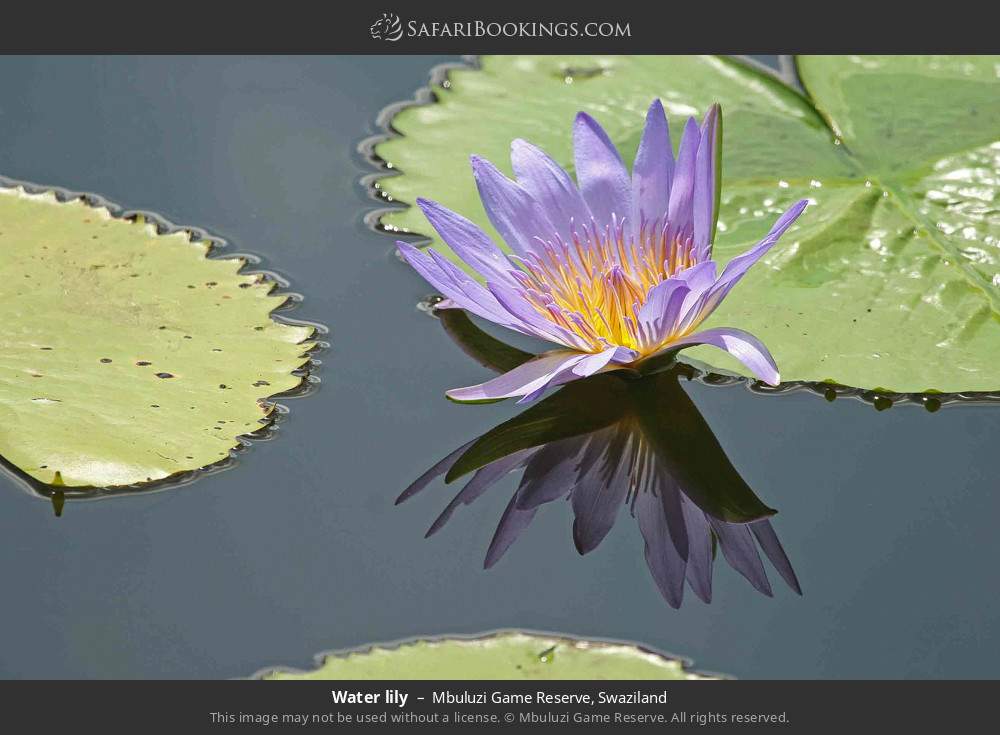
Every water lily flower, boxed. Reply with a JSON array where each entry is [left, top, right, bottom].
[[397, 99, 808, 403]]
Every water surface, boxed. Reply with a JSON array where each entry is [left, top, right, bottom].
[[0, 55, 997, 679]]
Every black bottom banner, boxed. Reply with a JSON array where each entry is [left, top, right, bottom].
[[2, 680, 995, 732]]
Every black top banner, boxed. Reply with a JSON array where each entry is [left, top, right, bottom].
[[0, 3, 995, 53]]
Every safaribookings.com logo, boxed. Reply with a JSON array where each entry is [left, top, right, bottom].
[[370, 13, 404, 41], [370, 14, 631, 42]]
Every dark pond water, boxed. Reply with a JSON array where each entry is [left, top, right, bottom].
[[0, 55, 998, 680]]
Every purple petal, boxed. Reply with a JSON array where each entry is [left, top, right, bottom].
[[631, 99, 674, 235], [751, 519, 802, 595], [510, 139, 593, 246], [675, 260, 718, 290], [573, 112, 631, 230], [637, 262, 716, 343], [693, 104, 721, 261], [518, 348, 634, 404], [674, 260, 718, 318], [397, 242, 515, 327], [416, 198, 518, 286], [665, 327, 780, 386], [708, 518, 773, 597], [395, 439, 475, 505], [426, 449, 534, 537], [471, 155, 557, 257], [702, 199, 809, 314], [636, 278, 691, 345], [571, 345, 637, 377], [484, 492, 538, 569], [445, 350, 588, 403], [665, 117, 701, 243], [487, 280, 591, 351]]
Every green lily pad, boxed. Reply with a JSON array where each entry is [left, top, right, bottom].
[[260, 631, 711, 680], [0, 185, 314, 488], [375, 55, 1000, 393]]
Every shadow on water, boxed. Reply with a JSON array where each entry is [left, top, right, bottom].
[[399, 310, 801, 609]]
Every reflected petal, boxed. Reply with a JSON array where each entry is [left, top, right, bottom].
[[751, 519, 802, 595], [634, 481, 687, 609], [571, 428, 631, 555], [515, 436, 588, 510], [484, 492, 538, 569], [708, 518, 773, 597], [426, 449, 535, 537]]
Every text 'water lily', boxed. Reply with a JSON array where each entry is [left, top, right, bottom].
[[398, 100, 808, 403]]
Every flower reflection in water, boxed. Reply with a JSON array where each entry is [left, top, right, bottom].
[[399, 311, 800, 609]]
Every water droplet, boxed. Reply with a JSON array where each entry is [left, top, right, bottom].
[[155, 372, 175, 379]]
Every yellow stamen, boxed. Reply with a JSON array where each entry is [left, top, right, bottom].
[[520, 221, 698, 355]]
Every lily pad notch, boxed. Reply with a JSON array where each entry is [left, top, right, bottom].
[[0, 179, 321, 492], [359, 55, 479, 236]]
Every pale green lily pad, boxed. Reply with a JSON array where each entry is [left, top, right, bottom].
[[0, 185, 314, 488], [375, 55, 1000, 393], [260, 631, 712, 680]]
